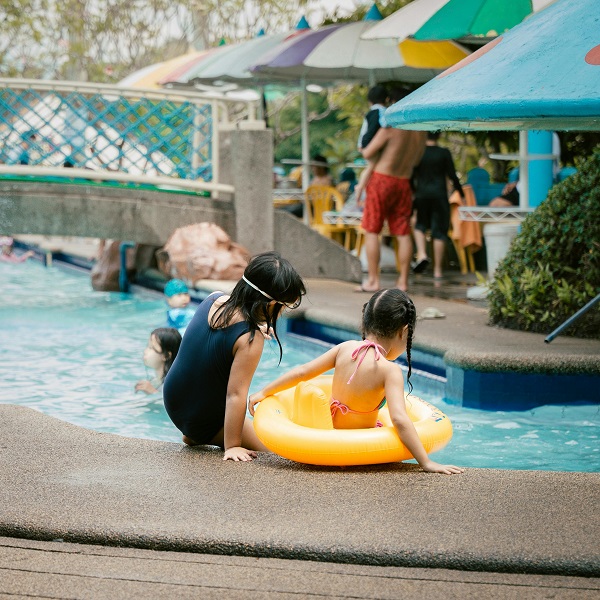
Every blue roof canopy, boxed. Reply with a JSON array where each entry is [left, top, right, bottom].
[[383, 0, 600, 131]]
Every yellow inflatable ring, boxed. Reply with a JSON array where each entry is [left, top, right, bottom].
[[253, 375, 453, 466]]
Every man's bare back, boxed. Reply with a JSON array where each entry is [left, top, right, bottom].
[[363, 128, 426, 178]]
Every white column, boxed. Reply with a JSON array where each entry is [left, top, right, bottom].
[[518, 130, 529, 209]]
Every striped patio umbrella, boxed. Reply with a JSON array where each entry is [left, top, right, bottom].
[[249, 4, 469, 196], [161, 22, 312, 87], [362, 0, 556, 45], [251, 5, 469, 85], [118, 50, 216, 89], [117, 49, 263, 103]]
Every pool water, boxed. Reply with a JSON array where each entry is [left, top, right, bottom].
[[1, 260, 598, 472]]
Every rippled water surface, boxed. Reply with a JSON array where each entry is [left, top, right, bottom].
[[1, 260, 598, 471]]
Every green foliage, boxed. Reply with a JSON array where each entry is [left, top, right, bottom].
[[321, 0, 414, 24], [272, 90, 348, 169], [488, 151, 600, 339], [560, 132, 600, 166]]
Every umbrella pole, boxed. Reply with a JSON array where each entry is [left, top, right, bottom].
[[300, 77, 310, 224], [518, 130, 529, 209], [257, 86, 265, 121]]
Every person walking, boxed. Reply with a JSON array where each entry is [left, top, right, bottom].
[[356, 90, 426, 292], [411, 131, 464, 279]]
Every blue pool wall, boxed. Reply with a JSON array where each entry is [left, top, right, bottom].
[[287, 318, 600, 412]]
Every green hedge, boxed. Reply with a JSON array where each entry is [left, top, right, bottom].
[[488, 151, 600, 339]]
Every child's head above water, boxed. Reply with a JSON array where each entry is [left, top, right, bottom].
[[144, 327, 182, 379], [164, 278, 191, 309], [362, 288, 417, 391], [0, 236, 14, 254]]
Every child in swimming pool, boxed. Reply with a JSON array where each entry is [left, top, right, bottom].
[[135, 327, 182, 395], [163, 251, 306, 462], [0, 237, 34, 263], [249, 289, 463, 475], [164, 278, 196, 335]]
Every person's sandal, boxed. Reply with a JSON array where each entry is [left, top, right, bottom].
[[412, 257, 430, 274]]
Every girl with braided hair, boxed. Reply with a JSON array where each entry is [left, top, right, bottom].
[[250, 289, 462, 474]]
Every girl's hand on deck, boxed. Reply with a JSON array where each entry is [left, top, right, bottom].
[[421, 461, 464, 475], [223, 446, 258, 461]]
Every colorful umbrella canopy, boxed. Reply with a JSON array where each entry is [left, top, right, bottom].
[[382, 0, 600, 131], [362, 0, 555, 45], [162, 24, 311, 87], [251, 5, 469, 85], [118, 51, 215, 89]]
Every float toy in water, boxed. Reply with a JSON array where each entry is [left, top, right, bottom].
[[252, 375, 453, 466]]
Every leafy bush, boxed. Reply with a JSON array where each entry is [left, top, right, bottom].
[[488, 151, 600, 339]]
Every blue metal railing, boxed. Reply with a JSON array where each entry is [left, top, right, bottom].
[[0, 79, 257, 195]]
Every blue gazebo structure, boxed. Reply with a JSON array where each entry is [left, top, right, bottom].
[[383, 0, 600, 208]]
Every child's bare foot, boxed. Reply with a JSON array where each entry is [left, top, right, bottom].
[[354, 280, 380, 293], [396, 278, 409, 292]]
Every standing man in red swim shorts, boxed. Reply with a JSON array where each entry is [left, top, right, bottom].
[[358, 125, 426, 292]]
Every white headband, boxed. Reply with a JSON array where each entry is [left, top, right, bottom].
[[242, 275, 275, 301]]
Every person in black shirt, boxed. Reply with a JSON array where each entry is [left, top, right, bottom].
[[411, 132, 464, 279]]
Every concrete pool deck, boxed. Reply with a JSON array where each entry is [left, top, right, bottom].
[[2, 252, 600, 597], [0, 405, 599, 594]]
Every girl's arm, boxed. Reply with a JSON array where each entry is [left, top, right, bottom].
[[248, 345, 340, 416], [223, 332, 265, 461], [0, 250, 34, 263], [385, 367, 464, 475]]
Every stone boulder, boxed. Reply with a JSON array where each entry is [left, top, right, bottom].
[[91, 241, 136, 292], [157, 223, 250, 283]]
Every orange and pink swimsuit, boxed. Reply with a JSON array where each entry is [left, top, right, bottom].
[[330, 340, 387, 427]]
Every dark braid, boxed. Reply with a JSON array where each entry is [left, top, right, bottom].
[[404, 301, 416, 394], [362, 288, 417, 393]]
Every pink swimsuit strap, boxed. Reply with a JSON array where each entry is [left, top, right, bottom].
[[347, 340, 387, 384], [329, 340, 387, 424]]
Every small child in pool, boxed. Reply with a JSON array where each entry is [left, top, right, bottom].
[[164, 278, 196, 334], [135, 327, 182, 395], [0, 237, 34, 263], [249, 289, 463, 475]]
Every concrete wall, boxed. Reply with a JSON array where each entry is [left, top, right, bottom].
[[230, 129, 274, 254], [0, 128, 363, 282], [0, 181, 234, 246], [274, 210, 362, 282]]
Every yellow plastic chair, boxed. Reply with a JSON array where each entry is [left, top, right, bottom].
[[335, 180, 351, 201], [305, 185, 351, 248]]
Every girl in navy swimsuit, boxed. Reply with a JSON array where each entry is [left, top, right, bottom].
[[163, 252, 305, 462], [250, 289, 463, 475]]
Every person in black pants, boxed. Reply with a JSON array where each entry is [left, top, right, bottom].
[[411, 132, 464, 279]]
